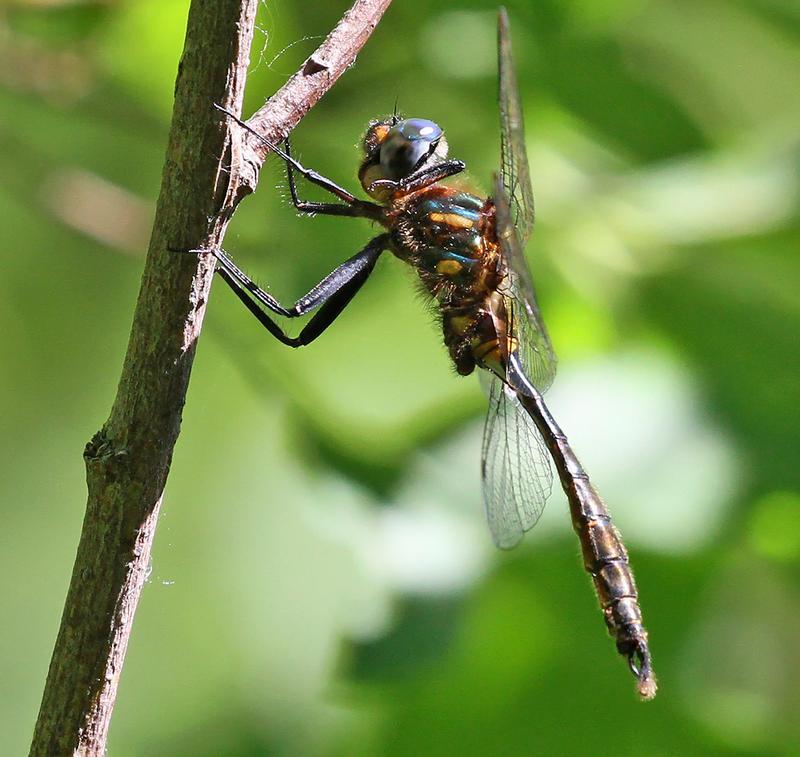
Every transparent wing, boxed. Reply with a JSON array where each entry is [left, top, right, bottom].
[[498, 7, 535, 246], [494, 174, 557, 392], [481, 374, 554, 549]]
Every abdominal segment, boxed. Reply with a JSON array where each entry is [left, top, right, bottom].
[[442, 295, 513, 378]]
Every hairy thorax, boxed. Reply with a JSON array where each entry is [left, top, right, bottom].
[[387, 186, 509, 377], [389, 187, 500, 298]]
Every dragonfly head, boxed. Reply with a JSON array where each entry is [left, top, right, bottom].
[[359, 117, 448, 199]]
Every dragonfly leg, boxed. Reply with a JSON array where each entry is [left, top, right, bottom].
[[284, 138, 381, 219], [216, 268, 297, 346], [216, 105, 381, 220], [214, 234, 388, 346], [367, 159, 466, 195], [168, 244, 293, 318], [209, 246, 293, 317]]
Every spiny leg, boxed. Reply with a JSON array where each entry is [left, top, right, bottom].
[[170, 245, 292, 318], [217, 268, 296, 346], [212, 234, 389, 318], [367, 159, 466, 195], [214, 234, 388, 346], [284, 138, 375, 218], [211, 246, 292, 317], [215, 104, 381, 219]]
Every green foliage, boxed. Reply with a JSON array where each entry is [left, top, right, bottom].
[[2, 0, 799, 754]]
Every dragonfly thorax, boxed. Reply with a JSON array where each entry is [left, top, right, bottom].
[[388, 187, 510, 377], [392, 188, 494, 290]]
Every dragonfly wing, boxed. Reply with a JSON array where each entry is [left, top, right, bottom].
[[481, 374, 554, 549], [494, 174, 557, 392], [498, 7, 535, 247], [480, 10, 556, 547]]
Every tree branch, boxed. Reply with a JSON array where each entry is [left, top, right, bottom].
[[228, 0, 394, 212], [29, 1, 392, 754]]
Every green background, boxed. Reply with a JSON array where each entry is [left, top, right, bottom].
[[3, 0, 799, 754]]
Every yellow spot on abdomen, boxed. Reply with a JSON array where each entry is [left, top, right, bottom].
[[436, 259, 463, 275], [472, 339, 498, 361], [429, 212, 474, 229], [473, 340, 504, 375], [448, 315, 472, 334]]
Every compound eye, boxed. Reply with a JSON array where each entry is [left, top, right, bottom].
[[379, 118, 443, 180]]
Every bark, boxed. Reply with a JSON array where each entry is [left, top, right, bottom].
[[29, 1, 392, 754]]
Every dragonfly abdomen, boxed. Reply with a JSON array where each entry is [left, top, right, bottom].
[[441, 301, 507, 377], [515, 389, 657, 700], [569, 483, 647, 654]]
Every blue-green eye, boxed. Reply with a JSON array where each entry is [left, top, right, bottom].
[[380, 119, 444, 179]]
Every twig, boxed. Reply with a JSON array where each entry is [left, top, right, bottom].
[[227, 0, 394, 211], [29, 1, 392, 754]]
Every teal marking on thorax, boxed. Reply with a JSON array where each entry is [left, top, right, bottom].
[[420, 192, 484, 220], [441, 250, 476, 265], [420, 247, 477, 273]]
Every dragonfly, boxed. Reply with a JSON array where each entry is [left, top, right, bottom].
[[201, 8, 656, 699]]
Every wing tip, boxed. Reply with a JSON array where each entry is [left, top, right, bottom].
[[493, 530, 523, 550]]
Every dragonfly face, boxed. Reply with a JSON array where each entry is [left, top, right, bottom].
[[207, 8, 657, 700], [359, 117, 449, 199]]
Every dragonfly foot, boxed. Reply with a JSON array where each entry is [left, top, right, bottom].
[[167, 245, 215, 255]]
